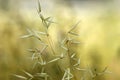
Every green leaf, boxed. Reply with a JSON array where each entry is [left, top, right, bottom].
[[36, 31, 47, 35], [35, 72, 49, 79], [68, 21, 80, 33], [27, 49, 36, 53], [88, 67, 94, 78], [71, 40, 81, 44], [61, 45, 68, 51], [71, 53, 76, 58], [45, 17, 51, 21], [22, 70, 34, 78], [28, 78, 33, 80], [60, 53, 65, 59], [73, 59, 80, 66], [20, 34, 33, 39], [39, 14, 45, 22], [26, 29, 32, 34], [69, 32, 79, 36], [32, 53, 36, 60], [46, 18, 53, 29], [20, 29, 33, 38], [38, 61, 46, 66], [37, 0, 41, 13], [102, 66, 108, 72], [40, 45, 48, 54], [47, 21, 52, 28], [61, 37, 67, 45], [32, 30, 41, 41], [47, 58, 60, 64], [32, 61, 38, 69], [75, 67, 86, 71], [13, 74, 27, 80], [44, 17, 56, 29], [62, 68, 73, 80]]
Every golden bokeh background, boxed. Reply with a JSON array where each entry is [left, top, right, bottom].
[[0, 0, 120, 80]]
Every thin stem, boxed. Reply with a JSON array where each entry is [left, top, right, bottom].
[[46, 34, 56, 55], [66, 34, 77, 80]]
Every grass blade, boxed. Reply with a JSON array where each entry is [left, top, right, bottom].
[[68, 21, 80, 33], [37, 0, 41, 13], [22, 70, 34, 78], [13, 74, 27, 80], [20, 34, 33, 39]]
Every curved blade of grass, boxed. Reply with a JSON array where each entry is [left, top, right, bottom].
[[22, 70, 34, 78], [13, 74, 27, 80]]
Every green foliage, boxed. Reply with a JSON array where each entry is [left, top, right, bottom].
[[13, 0, 111, 80]]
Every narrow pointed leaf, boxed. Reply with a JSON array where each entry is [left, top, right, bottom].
[[32, 61, 38, 70], [62, 70, 67, 80], [37, 0, 41, 13], [13, 74, 27, 80], [75, 67, 86, 71], [32, 53, 36, 60], [33, 31, 41, 41], [47, 21, 52, 28], [45, 17, 51, 21], [39, 14, 45, 22], [69, 32, 80, 36], [47, 58, 60, 64], [61, 37, 67, 45], [71, 53, 76, 58], [73, 59, 80, 66], [40, 45, 48, 54], [88, 68, 94, 78], [20, 34, 33, 39], [102, 66, 108, 72], [61, 45, 68, 51], [60, 53, 65, 59], [22, 70, 33, 78], [26, 29, 32, 34], [36, 31, 47, 35], [104, 71, 112, 74], [71, 41, 81, 44], [68, 21, 80, 32], [28, 78, 33, 80]]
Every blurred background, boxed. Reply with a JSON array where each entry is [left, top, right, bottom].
[[0, 0, 120, 80]]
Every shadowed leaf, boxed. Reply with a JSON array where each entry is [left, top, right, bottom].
[[37, 0, 41, 13]]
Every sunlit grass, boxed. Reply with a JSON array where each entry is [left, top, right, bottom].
[[0, 0, 120, 80]]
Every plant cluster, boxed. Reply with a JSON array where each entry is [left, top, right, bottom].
[[13, 0, 111, 80]]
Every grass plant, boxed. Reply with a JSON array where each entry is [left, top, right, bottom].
[[12, 0, 111, 80]]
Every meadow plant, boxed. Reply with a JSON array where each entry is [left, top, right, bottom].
[[13, 0, 111, 80]]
